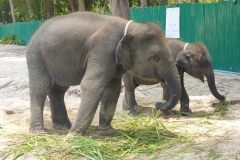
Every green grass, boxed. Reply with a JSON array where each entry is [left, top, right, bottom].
[[172, 96, 230, 119], [1, 111, 192, 160], [1, 99, 231, 160]]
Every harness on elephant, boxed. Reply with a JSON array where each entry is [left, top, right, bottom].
[[178, 66, 184, 77], [178, 43, 188, 77]]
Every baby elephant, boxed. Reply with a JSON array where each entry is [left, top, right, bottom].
[[26, 12, 182, 136], [122, 38, 225, 115]]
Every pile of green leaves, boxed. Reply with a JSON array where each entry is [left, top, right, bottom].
[[2, 99, 230, 160], [0, 34, 23, 45], [1, 112, 191, 160]]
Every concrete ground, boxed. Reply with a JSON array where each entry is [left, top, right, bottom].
[[0, 45, 240, 159]]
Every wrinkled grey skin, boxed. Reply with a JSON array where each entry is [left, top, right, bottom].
[[123, 38, 224, 115], [26, 12, 181, 136]]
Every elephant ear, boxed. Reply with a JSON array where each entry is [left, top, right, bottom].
[[115, 34, 134, 71], [175, 50, 193, 72]]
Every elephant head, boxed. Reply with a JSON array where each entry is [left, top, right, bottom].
[[116, 22, 181, 110], [173, 40, 224, 101]]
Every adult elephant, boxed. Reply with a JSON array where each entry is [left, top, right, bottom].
[[26, 12, 181, 136], [122, 39, 225, 115]]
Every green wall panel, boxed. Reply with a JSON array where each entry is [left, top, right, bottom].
[[129, 1, 239, 73], [0, 20, 45, 45], [0, 1, 239, 72]]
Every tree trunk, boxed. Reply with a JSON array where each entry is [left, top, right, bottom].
[[4, 1, 11, 23], [45, 0, 54, 19], [68, 0, 77, 12], [164, 0, 168, 5], [140, 0, 147, 7], [96, 1, 99, 13], [110, 0, 130, 20], [78, 0, 85, 11], [85, 0, 92, 11], [102, 0, 108, 14], [9, 0, 16, 22], [26, 0, 34, 20]]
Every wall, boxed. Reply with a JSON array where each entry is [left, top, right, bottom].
[[0, 1, 239, 72], [0, 21, 45, 45], [130, 1, 240, 72]]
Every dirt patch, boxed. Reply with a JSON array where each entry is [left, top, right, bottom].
[[0, 45, 240, 159]]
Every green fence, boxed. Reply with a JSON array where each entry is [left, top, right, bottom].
[[0, 21, 45, 45], [0, 1, 239, 72], [131, 1, 240, 72]]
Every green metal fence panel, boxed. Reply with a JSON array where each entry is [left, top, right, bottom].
[[193, 3, 205, 43], [130, 1, 239, 73], [155, 5, 166, 31], [130, 5, 166, 30], [216, 2, 231, 71], [0, 2, 239, 72], [217, 2, 239, 72], [204, 3, 218, 69], [179, 4, 194, 42], [232, 2, 240, 72], [142, 7, 153, 22], [203, 2, 240, 72], [130, 8, 144, 22], [0, 20, 45, 45], [178, 3, 205, 43]]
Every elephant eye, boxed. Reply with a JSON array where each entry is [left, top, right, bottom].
[[185, 54, 191, 58], [202, 60, 209, 68], [203, 63, 208, 68], [151, 55, 160, 63]]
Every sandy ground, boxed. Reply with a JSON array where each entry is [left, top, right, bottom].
[[0, 44, 240, 159]]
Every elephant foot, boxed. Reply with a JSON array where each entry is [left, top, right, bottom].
[[122, 103, 130, 110], [29, 126, 47, 135], [122, 97, 130, 111], [130, 105, 142, 115], [52, 122, 72, 130], [122, 99, 142, 115], [52, 118, 71, 129], [97, 126, 117, 136], [67, 130, 81, 137], [179, 106, 192, 115], [161, 110, 174, 118]]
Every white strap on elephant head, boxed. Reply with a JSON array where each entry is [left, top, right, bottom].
[[124, 20, 133, 36], [115, 20, 134, 66], [183, 43, 189, 50]]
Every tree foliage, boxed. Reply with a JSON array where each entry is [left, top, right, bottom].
[[0, 0, 222, 23]]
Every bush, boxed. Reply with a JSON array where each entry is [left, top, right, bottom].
[[0, 35, 23, 45]]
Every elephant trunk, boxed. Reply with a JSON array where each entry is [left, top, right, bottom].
[[205, 68, 225, 101], [155, 60, 181, 110]]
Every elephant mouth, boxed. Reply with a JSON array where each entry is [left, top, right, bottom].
[[193, 73, 204, 83], [200, 73, 204, 83], [128, 70, 137, 78], [128, 70, 163, 83], [154, 71, 165, 83]]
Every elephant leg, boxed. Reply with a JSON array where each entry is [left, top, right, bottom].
[[160, 82, 173, 116], [122, 73, 141, 115], [48, 86, 71, 129], [161, 82, 171, 101], [126, 89, 141, 115], [29, 93, 48, 133], [68, 73, 109, 136], [122, 73, 133, 110], [97, 77, 122, 136], [122, 91, 129, 110], [179, 73, 192, 114], [29, 74, 52, 134]]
